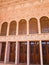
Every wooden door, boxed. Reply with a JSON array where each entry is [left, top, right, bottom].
[[47, 42, 49, 64], [1, 42, 6, 61], [19, 42, 27, 63], [30, 42, 35, 64], [42, 41, 47, 64], [35, 42, 40, 64], [9, 42, 15, 62], [30, 41, 40, 64]]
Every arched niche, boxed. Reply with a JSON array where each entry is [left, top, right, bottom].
[[9, 21, 17, 35], [29, 18, 38, 34], [1, 22, 8, 36], [19, 19, 27, 35], [40, 16, 49, 33]]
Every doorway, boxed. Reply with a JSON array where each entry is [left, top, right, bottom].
[[30, 41, 40, 64], [1, 42, 6, 61], [42, 41, 49, 65], [19, 42, 27, 63], [9, 42, 16, 63]]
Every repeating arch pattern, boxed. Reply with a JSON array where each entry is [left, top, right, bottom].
[[0, 16, 49, 36], [0, 16, 49, 65]]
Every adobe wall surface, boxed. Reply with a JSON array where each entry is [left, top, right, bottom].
[[0, 0, 49, 24], [0, 0, 49, 34], [0, 1, 49, 65]]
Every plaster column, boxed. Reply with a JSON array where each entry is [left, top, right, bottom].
[[40, 41, 43, 65], [41, 0, 43, 2], [27, 21, 29, 35], [4, 42, 10, 63], [0, 24, 2, 35], [38, 19, 41, 34], [16, 22, 19, 35], [7, 23, 10, 36], [27, 41, 30, 65], [15, 41, 19, 64], [0, 43, 2, 59], [38, 19, 43, 65]]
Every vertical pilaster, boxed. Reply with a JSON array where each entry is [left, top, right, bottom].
[[0, 24, 1, 35], [4, 42, 10, 63], [38, 19, 43, 65], [16, 22, 19, 35], [38, 19, 41, 34], [7, 23, 10, 36], [41, 0, 43, 2], [40, 41, 43, 65], [15, 41, 19, 64], [27, 41, 30, 65], [27, 21, 29, 35], [15, 22, 19, 64]]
